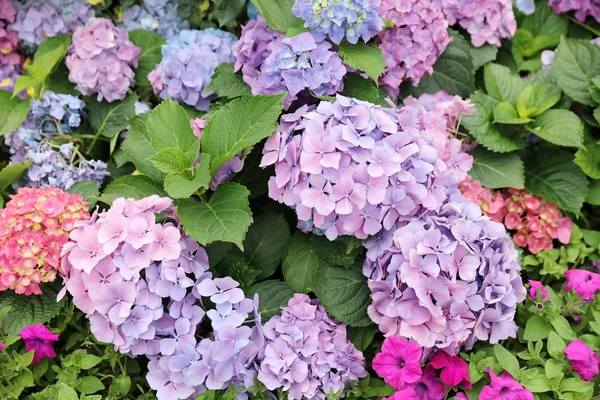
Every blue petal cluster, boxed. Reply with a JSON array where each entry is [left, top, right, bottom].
[[121, 0, 189, 39]]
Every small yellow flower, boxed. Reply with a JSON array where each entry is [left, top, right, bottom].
[[0, 78, 11, 87], [199, 0, 210, 12], [23, 57, 31, 70], [27, 86, 36, 97], [0, 47, 12, 54], [117, 9, 123, 22]]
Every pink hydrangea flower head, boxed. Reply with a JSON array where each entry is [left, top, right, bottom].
[[548, 0, 600, 23], [480, 368, 533, 400], [0, 0, 18, 52], [365, 193, 526, 354], [528, 280, 549, 303], [429, 351, 471, 388], [377, 0, 451, 96], [564, 340, 600, 381], [459, 176, 505, 222], [372, 336, 423, 390], [19, 324, 60, 364], [0, 187, 89, 295], [66, 18, 140, 102], [564, 269, 600, 302]]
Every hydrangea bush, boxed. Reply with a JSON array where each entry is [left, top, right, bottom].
[[1, 1, 600, 400]]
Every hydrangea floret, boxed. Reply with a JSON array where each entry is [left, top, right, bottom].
[[364, 193, 527, 353], [66, 17, 141, 102], [0, 187, 90, 295], [548, 0, 600, 23], [121, 0, 188, 39], [148, 29, 237, 110], [0, 0, 23, 93]]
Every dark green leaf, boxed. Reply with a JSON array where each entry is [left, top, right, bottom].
[[205, 63, 252, 99], [68, 181, 100, 209], [214, 254, 261, 292], [100, 175, 167, 204], [586, 179, 600, 205], [128, 30, 165, 87], [340, 72, 379, 103], [309, 234, 363, 269], [575, 135, 600, 179], [470, 44, 498, 70], [526, 109, 583, 148], [469, 147, 524, 189], [87, 92, 138, 138], [484, 63, 525, 104], [215, 0, 246, 26], [282, 232, 323, 293], [346, 324, 378, 352], [243, 213, 290, 280], [553, 37, 600, 105], [249, 280, 295, 321]]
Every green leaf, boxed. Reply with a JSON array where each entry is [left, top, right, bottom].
[[523, 315, 553, 341], [178, 183, 252, 250], [215, 0, 245, 26], [147, 98, 200, 159], [149, 148, 195, 175], [100, 175, 167, 204], [79, 354, 102, 370], [547, 331, 566, 359], [249, 280, 295, 321], [56, 383, 79, 400], [469, 147, 524, 189], [470, 44, 498, 70], [340, 72, 379, 103], [0, 282, 63, 335], [205, 63, 252, 99], [214, 255, 260, 292], [553, 37, 600, 105], [549, 315, 577, 340], [521, 1, 568, 40], [121, 114, 166, 182], [544, 358, 563, 379], [575, 135, 600, 179], [462, 92, 524, 152], [282, 232, 322, 293], [202, 94, 285, 175], [484, 63, 525, 104], [76, 376, 105, 395], [314, 262, 371, 327], [346, 324, 378, 352], [45, 63, 78, 96], [559, 378, 595, 393], [516, 84, 561, 118], [493, 101, 533, 124], [338, 41, 385, 83], [87, 92, 138, 138], [243, 213, 290, 280], [525, 149, 588, 214], [163, 156, 211, 199], [309, 235, 364, 269], [0, 161, 31, 191], [526, 109, 583, 148], [521, 373, 552, 393], [0, 91, 29, 136], [68, 181, 100, 209], [494, 345, 520, 378], [587, 179, 600, 205], [27, 41, 68, 81], [250, 0, 304, 33], [128, 30, 165, 87]]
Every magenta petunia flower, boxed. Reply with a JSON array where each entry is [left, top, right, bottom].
[[429, 352, 471, 388], [410, 365, 445, 400], [479, 368, 533, 400], [528, 280, 549, 303], [384, 386, 417, 399], [564, 340, 600, 382], [564, 269, 600, 302], [372, 336, 423, 390], [19, 324, 60, 364]]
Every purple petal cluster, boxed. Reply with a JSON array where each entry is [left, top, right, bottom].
[[12, 0, 94, 47], [292, 0, 384, 44], [0, 0, 23, 93], [148, 29, 237, 111], [121, 0, 189, 39], [258, 294, 367, 399], [435, 0, 516, 47], [363, 192, 527, 354], [66, 17, 141, 102], [549, 0, 600, 23], [377, 0, 451, 97], [260, 95, 472, 240]]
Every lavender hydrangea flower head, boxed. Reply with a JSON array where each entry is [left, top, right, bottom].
[[377, 0, 451, 97], [261, 95, 473, 240], [121, 0, 189, 39], [12, 0, 94, 47], [258, 294, 367, 399], [549, 0, 600, 23], [292, 0, 384, 44], [363, 192, 527, 354], [435, 0, 516, 47], [148, 29, 237, 110], [66, 18, 141, 102]]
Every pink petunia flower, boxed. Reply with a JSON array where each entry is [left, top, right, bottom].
[[480, 368, 533, 400], [19, 324, 60, 364], [564, 340, 600, 381], [410, 365, 446, 400], [528, 280, 549, 303], [564, 269, 600, 302], [372, 336, 423, 390], [429, 351, 472, 388]]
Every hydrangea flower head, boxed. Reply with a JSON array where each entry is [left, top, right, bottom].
[[549, 0, 600, 23], [564, 340, 600, 381], [66, 18, 141, 102], [372, 336, 422, 390], [377, 0, 451, 96], [12, 0, 94, 47], [564, 269, 600, 302], [121, 0, 188, 39], [364, 193, 526, 353], [19, 324, 60, 364], [258, 294, 367, 399], [435, 0, 516, 47], [0, 0, 18, 53], [479, 368, 533, 400], [0, 187, 89, 295], [261, 94, 472, 240], [459, 176, 505, 222], [149, 29, 237, 110], [292, 0, 384, 44]]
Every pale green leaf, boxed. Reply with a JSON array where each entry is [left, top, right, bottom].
[[494, 345, 520, 378], [0, 161, 31, 191], [149, 148, 195, 175], [526, 109, 583, 148], [484, 63, 526, 104], [0, 92, 29, 136], [547, 331, 566, 360], [523, 315, 553, 341], [250, 0, 304, 33], [338, 41, 385, 83], [493, 101, 533, 124], [121, 114, 166, 182], [147, 98, 200, 159], [516, 84, 561, 118], [163, 155, 211, 199], [553, 37, 600, 105]]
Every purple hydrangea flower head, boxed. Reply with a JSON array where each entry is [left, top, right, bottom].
[[261, 94, 473, 240], [0, 51, 23, 94], [66, 17, 141, 102], [121, 0, 189, 39], [12, 0, 94, 47], [377, 0, 451, 97], [363, 192, 526, 354], [149, 29, 237, 110], [258, 294, 367, 399], [292, 0, 384, 44], [0, 0, 18, 53], [435, 0, 516, 47], [549, 0, 600, 23]]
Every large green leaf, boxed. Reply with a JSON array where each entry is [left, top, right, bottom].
[[521, 1, 568, 40], [587, 179, 600, 205], [213, 255, 260, 292], [516, 84, 561, 118], [0, 161, 31, 191], [250, 0, 304, 33], [100, 175, 167, 204], [553, 37, 600, 105], [127, 30, 165, 87], [494, 345, 520, 378], [87, 93, 138, 139], [484, 63, 525, 104], [121, 114, 166, 182], [338, 41, 386, 83], [341, 72, 379, 103], [469, 147, 524, 189], [68, 181, 100, 209], [163, 156, 211, 199], [249, 280, 295, 321], [346, 324, 378, 352], [282, 232, 323, 293], [205, 63, 252, 99], [146, 98, 199, 160], [470, 44, 498, 70], [177, 183, 252, 249], [526, 110, 583, 148], [575, 136, 600, 179], [244, 213, 290, 280], [0, 91, 29, 136]]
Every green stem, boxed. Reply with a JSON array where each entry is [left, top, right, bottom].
[[569, 17, 600, 36]]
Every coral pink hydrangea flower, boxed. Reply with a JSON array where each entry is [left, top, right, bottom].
[[19, 324, 60, 364], [564, 340, 600, 381], [480, 368, 533, 400], [373, 336, 423, 390], [429, 352, 471, 388], [564, 269, 600, 302], [528, 280, 549, 302]]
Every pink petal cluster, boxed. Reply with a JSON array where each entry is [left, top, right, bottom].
[[564, 340, 600, 381], [429, 352, 471, 388], [377, 0, 451, 97], [364, 193, 526, 354], [549, 0, 600, 24], [0, 0, 23, 94], [564, 269, 600, 302], [480, 368, 533, 400], [0, 187, 89, 295], [19, 324, 60, 364], [460, 176, 573, 254], [66, 17, 141, 102], [261, 94, 472, 241], [435, 0, 516, 47], [258, 294, 366, 399]]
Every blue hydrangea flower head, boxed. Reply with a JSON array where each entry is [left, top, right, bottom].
[[29, 91, 86, 134], [121, 0, 189, 39]]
